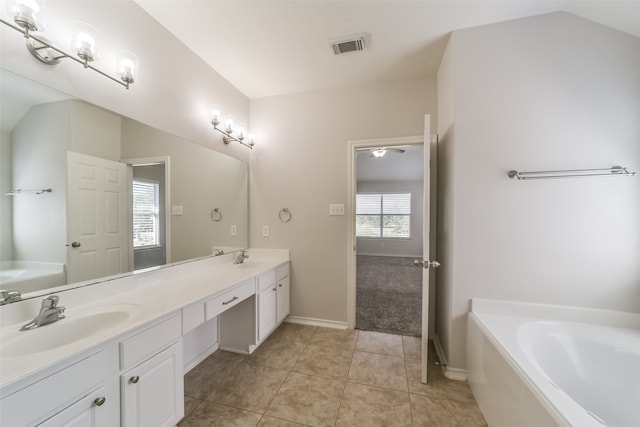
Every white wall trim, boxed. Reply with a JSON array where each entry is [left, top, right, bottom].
[[285, 316, 348, 330], [433, 334, 467, 381], [347, 136, 424, 329]]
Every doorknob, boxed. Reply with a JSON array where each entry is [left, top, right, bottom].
[[413, 259, 441, 269], [67, 242, 81, 248]]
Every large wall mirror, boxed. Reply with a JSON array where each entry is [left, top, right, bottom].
[[0, 69, 249, 302]]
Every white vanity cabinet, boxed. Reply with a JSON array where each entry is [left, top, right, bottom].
[[257, 269, 277, 341], [0, 349, 115, 427], [257, 263, 290, 342], [119, 313, 184, 427], [276, 275, 290, 324]]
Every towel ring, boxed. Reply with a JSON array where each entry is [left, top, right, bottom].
[[279, 208, 292, 223], [210, 208, 222, 222]]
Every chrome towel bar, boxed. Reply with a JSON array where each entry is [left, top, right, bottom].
[[508, 166, 636, 180]]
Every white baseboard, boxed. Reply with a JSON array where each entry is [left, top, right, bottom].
[[444, 367, 468, 381], [183, 342, 219, 374], [433, 334, 467, 381], [285, 316, 348, 330]]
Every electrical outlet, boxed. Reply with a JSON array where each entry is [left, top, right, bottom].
[[231, 225, 237, 236], [262, 225, 270, 237]]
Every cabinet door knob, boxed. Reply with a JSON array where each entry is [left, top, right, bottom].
[[129, 376, 140, 384], [278, 284, 283, 287], [272, 288, 277, 291], [94, 397, 106, 406]]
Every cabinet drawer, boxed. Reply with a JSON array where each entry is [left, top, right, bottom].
[[257, 269, 276, 293], [0, 350, 106, 427], [182, 301, 205, 335], [276, 263, 289, 281], [205, 279, 254, 320], [120, 314, 181, 370]]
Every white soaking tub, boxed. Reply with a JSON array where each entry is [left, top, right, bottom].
[[466, 299, 640, 427]]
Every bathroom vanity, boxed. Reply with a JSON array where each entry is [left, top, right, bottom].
[[0, 249, 290, 426]]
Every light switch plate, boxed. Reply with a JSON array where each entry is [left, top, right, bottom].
[[171, 205, 183, 216], [329, 204, 345, 216]]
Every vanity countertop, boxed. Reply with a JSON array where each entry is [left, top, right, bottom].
[[0, 249, 289, 391]]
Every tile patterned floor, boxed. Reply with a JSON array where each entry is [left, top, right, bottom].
[[179, 324, 488, 426]]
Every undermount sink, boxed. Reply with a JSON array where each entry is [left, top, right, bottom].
[[1, 306, 135, 358]]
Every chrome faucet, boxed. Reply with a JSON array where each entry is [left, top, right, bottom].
[[233, 250, 249, 264], [0, 289, 22, 305], [20, 295, 66, 331]]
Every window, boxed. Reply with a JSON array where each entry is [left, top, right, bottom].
[[133, 179, 160, 248], [356, 193, 411, 238]]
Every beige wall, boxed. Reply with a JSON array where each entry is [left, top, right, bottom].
[[437, 12, 640, 372], [249, 78, 436, 324], [121, 119, 249, 263]]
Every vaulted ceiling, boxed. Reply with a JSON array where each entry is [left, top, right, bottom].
[[136, 1, 640, 99]]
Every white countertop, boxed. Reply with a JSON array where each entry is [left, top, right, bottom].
[[0, 249, 289, 391]]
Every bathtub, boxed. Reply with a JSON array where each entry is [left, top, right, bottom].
[[466, 299, 640, 427], [0, 261, 67, 293]]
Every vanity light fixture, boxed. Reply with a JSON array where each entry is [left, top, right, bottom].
[[210, 109, 255, 149], [1, 0, 139, 89]]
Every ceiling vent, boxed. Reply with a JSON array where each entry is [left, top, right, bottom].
[[330, 33, 367, 55]]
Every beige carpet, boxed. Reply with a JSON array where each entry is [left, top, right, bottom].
[[355, 255, 422, 336]]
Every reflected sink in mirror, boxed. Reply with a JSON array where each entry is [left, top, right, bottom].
[[1, 305, 136, 358]]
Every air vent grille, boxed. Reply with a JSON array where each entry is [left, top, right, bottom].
[[330, 33, 367, 55]]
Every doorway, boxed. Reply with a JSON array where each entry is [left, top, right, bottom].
[[122, 156, 171, 271], [347, 115, 437, 384], [354, 144, 424, 336]]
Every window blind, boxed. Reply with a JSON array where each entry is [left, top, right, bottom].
[[133, 180, 159, 247]]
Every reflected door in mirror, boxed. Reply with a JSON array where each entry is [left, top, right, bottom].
[[67, 152, 130, 283]]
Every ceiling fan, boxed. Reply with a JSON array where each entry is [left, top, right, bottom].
[[358, 146, 407, 158]]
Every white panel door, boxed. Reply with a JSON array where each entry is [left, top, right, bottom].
[[67, 152, 128, 284]]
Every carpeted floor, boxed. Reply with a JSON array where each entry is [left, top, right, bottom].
[[356, 255, 422, 336]]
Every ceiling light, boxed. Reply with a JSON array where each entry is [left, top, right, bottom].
[[371, 149, 386, 158], [1, 0, 138, 89]]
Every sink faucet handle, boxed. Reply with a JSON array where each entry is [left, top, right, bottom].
[[43, 295, 59, 309]]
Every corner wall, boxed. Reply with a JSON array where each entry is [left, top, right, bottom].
[[249, 78, 436, 324], [438, 12, 640, 371]]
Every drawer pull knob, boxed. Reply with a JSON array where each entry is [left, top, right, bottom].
[[278, 284, 283, 287], [130, 376, 140, 384], [222, 296, 239, 305], [272, 288, 277, 291], [94, 397, 106, 406]]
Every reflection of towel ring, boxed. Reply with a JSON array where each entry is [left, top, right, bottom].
[[211, 208, 222, 222], [279, 208, 292, 223]]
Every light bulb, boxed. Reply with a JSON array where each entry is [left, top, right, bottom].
[[224, 118, 234, 134], [10, 0, 44, 31], [237, 127, 245, 140], [116, 51, 138, 85], [210, 109, 221, 127], [71, 21, 99, 63]]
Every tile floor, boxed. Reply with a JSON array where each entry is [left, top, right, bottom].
[[179, 324, 488, 426]]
